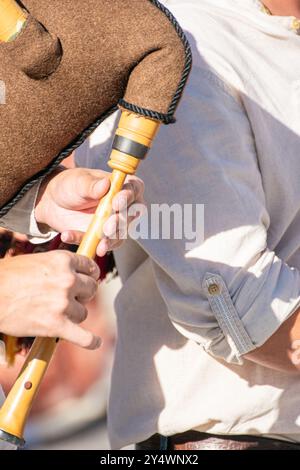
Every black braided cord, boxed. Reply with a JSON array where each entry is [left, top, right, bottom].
[[120, 0, 192, 124], [0, 0, 192, 217]]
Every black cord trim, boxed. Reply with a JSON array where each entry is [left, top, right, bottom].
[[0, 0, 192, 217], [119, 99, 176, 125]]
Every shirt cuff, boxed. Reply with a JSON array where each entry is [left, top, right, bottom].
[[204, 251, 300, 363], [0, 180, 57, 244], [169, 250, 300, 365]]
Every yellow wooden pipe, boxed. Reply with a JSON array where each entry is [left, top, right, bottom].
[[0, 112, 160, 447], [78, 112, 160, 258], [0, 0, 27, 42], [0, 337, 57, 442]]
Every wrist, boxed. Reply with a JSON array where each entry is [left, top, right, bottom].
[[34, 178, 49, 226], [34, 167, 65, 226]]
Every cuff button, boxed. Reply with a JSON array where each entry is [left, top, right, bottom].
[[208, 283, 220, 295]]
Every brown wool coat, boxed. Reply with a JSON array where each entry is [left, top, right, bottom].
[[0, 0, 191, 216]]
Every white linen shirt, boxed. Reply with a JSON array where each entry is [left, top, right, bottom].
[[75, 0, 300, 447], [3, 0, 300, 449]]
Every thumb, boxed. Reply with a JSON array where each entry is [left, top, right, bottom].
[[78, 174, 110, 202]]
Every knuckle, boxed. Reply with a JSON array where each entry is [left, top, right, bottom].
[[90, 279, 98, 296], [80, 307, 88, 323], [85, 279, 98, 299], [46, 315, 63, 338], [89, 260, 100, 279], [58, 250, 73, 268], [136, 177, 145, 193], [49, 250, 62, 264], [55, 295, 70, 315], [70, 307, 88, 325], [128, 181, 136, 198], [62, 273, 77, 290], [87, 257, 96, 270], [128, 177, 144, 199]]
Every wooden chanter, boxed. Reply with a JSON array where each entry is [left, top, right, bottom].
[[0, 16, 160, 442]]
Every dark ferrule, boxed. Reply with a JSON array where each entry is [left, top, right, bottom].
[[112, 135, 149, 160]]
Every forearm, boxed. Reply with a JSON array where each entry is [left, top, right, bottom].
[[245, 306, 300, 374]]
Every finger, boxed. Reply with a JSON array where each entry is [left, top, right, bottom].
[[103, 216, 119, 240], [66, 302, 88, 324], [61, 230, 85, 245], [106, 239, 123, 252], [105, 226, 127, 244], [96, 238, 110, 258], [128, 201, 147, 219], [96, 237, 123, 257], [60, 320, 102, 350], [112, 179, 144, 212], [73, 273, 98, 303], [70, 254, 100, 280], [103, 213, 137, 240]]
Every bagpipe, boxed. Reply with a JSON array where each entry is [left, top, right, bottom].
[[0, 0, 192, 449]]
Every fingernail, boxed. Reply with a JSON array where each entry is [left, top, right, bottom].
[[61, 233, 69, 243], [90, 263, 99, 274]]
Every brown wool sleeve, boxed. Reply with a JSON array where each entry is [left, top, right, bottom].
[[0, 0, 192, 216]]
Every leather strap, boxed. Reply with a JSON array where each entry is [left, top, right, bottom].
[[136, 432, 300, 450]]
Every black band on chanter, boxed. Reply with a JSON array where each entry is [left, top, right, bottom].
[[112, 135, 149, 160]]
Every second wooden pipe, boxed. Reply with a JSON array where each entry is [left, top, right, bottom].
[[0, 0, 27, 42], [0, 111, 160, 448]]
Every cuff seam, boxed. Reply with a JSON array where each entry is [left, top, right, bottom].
[[203, 273, 255, 358]]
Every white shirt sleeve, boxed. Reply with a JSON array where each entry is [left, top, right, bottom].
[[0, 180, 57, 244], [75, 66, 300, 366], [135, 68, 300, 365]]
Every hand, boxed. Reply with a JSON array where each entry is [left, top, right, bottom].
[[35, 168, 145, 256], [0, 251, 101, 349], [245, 306, 300, 374]]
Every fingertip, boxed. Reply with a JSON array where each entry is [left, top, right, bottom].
[[97, 239, 108, 257], [103, 218, 118, 239], [96, 247, 105, 258], [61, 232, 72, 243], [88, 336, 102, 350]]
